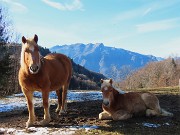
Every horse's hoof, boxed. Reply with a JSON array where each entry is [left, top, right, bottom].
[[26, 121, 34, 128], [55, 108, 60, 113], [58, 110, 67, 115], [39, 119, 51, 126], [99, 113, 103, 120]]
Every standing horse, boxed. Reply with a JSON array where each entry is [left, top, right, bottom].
[[99, 79, 173, 120], [18, 34, 72, 127]]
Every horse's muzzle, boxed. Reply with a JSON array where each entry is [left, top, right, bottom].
[[29, 65, 39, 74], [103, 100, 109, 106]]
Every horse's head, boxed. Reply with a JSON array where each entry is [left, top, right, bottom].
[[21, 34, 41, 74], [100, 79, 114, 107]]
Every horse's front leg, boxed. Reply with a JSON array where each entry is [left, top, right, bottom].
[[23, 89, 36, 128], [40, 91, 51, 126], [112, 110, 132, 120], [99, 111, 112, 120]]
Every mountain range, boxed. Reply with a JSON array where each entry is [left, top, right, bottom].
[[50, 43, 160, 80]]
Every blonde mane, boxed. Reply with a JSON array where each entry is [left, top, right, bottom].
[[101, 79, 126, 94]]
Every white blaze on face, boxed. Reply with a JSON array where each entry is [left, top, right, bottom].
[[104, 87, 108, 91], [24, 42, 35, 52], [101, 80, 111, 89], [29, 44, 34, 52]]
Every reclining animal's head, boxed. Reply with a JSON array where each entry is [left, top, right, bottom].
[[21, 34, 41, 74], [100, 79, 114, 107]]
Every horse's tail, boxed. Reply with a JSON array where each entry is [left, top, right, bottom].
[[160, 108, 173, 117]]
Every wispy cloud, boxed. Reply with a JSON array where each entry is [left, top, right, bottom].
[[41, 0, 84, 11], [114, 0, 180, 22], [136, 18, 180, 33], [142, 7, 152, 16], [1, 0, 27, 12]]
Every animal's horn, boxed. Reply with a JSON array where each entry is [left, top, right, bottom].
[[34, 34, 38, 43], [22, 36, 26, 44]]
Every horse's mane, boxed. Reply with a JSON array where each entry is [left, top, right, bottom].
[[113, 87, 126, 94], [101, 80, 126, 94]]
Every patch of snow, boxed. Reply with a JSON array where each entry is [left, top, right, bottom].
[[83, 125, 99, 131], [33, 91, 102, 102], [0, 91, 102, 113], [0, 127, 76, 135], [143, 122, 161, 128], [131, 55, 136, 61], [67, 91, 102, 102], [0, 102, 26, 113], [142, 122, 171, 128], [0, 125, 99, 135], [163, 123, 170, 126]]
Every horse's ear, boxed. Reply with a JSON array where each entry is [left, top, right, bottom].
[[34, 34, 38, 43], [109, 78, 113, 85], [100, 79, 103, 84], [22, 36, 26, 44]]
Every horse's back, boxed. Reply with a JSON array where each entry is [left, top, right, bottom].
[[119, 92, 146, 114], [45, 53, 70, 63], [123, 92, 144, 104], [45, 53, 71, 69], [44, 53, 72, 89]]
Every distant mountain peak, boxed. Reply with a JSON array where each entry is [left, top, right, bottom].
[[50, 43, 161, 80]]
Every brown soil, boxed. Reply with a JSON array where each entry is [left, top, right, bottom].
[[0, 94, 180, 135]]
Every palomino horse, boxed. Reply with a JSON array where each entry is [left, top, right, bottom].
[[99, 79, 173, 120], [18, 34, 72, 127]]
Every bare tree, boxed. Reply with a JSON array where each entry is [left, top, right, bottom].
[[0, 4, 17, 96], [121, 58, 180, 90]]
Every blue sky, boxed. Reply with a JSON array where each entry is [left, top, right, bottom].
[[1, 0, 180, 58]]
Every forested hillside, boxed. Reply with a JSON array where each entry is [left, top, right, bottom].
[[120, 58, 180, 89], [69, 60, 106, 90]]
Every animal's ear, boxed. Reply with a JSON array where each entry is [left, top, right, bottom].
[[100, 79, 103, 84], [22, 36, 26, 44], [34, 34, 38, 43], [109, 78, 113, 85]]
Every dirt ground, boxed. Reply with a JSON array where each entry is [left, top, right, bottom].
[[0, 93, 180, 135]]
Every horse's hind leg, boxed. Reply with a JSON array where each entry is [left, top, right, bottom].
[[59, 85, 68, 115], [160, 109, 173, 117], [55, 88, 62, 113], [23, 89, 36, 128], [146, 109, 160, 116], [141, 93, 161, 116], [141, 93, 173, 117]]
